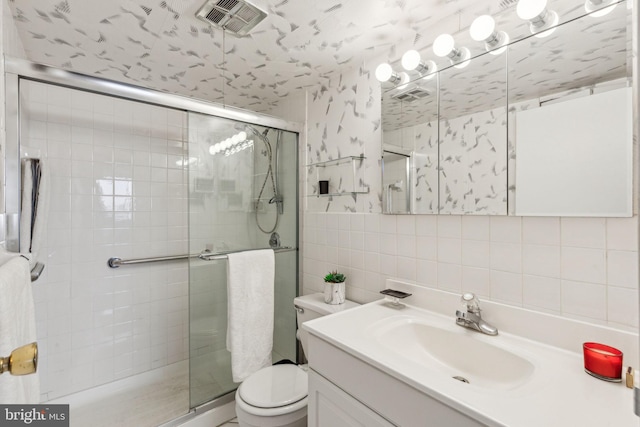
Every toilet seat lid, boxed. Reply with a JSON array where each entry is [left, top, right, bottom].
[[239, 365, 308, 409]]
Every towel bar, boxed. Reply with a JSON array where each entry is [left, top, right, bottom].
[[198, 246, 294, 261], [108, 247, 296, 268]]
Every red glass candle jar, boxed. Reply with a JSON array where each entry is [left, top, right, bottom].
[[583, 342, 623, 382]]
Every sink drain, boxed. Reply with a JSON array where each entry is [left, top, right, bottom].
[[452, 376, 470, 384]]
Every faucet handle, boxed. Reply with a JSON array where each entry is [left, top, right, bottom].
[[461, 292, 481, 313]]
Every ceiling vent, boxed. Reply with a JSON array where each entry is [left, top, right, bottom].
[[196, 0, 268, 37], [391, 86, 431, 102], [498, 0, 518, 10]]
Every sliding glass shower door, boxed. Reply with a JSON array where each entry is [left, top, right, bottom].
[[187, 112, 298, 407]]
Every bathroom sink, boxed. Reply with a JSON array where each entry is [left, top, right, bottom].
[[370, 316, 535, 390], [303, 282, 639, 427]]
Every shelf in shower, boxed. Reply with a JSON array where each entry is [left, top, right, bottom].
[[306, 190, 370, 197], [307, 156, 368, 197], [306, 155, 366, 168]]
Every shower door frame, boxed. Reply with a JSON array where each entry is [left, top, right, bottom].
[[3, 56, 303, 425], [4, 56, 302, 252]]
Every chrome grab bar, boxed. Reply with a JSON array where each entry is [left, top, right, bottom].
[[108, 254, 196, 268], [108, 247, 295, 268]]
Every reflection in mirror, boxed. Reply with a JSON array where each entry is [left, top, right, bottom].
[[381, 73, 438, 214], [379, 0, 631, 216], [438, 51, 508, 215], [508, 3, 632, 216], [382, 146, 411, 214]]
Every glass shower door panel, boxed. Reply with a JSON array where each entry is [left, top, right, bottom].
[[188, 112, 298, 408]]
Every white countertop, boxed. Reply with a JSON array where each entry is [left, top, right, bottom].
[[303, 286, 639, 427]]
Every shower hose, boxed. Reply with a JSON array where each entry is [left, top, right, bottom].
[[255, 129, 280, 234]]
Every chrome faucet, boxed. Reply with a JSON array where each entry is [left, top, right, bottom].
[[455, 293, 498, 336]]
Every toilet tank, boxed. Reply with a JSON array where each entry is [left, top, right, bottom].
[[294, 293, 360, 357]]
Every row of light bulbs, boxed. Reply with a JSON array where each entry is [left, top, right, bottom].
[[209, 130, 254, 156], [376, 0, 619, 84]]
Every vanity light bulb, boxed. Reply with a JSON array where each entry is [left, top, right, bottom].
[[375, 63, 393, 82], [517, 0, 559, 38], [453, 55, 471, 69], [532, 11, 559, 38], [516, 0, 548, 20], [470, 15, 496, 41], [209, 145, 216, 155], [397, 72, 410, 90], [585, 0, 617, 16], [421, 61, 438, 80], [401, 50, 422, 71], [433, 34, 455, 57], [238, 131, 247, 142]]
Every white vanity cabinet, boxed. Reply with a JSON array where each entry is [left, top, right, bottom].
[[308, 370, 394, 427], [307, 333, 486, 427]]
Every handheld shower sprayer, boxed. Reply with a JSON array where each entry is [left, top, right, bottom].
[[235, 123, 284, 233]]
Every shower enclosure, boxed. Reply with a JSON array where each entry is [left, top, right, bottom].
[[4, 58, 300, 426], [188, 113, 298, 407]]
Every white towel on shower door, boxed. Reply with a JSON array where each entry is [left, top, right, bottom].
[[226, 249, 275, 383], [20, 158, 49, 268], [0, 255, 40, 403]]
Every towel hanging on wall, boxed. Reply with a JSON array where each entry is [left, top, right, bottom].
[[0, 256, 39, 403], [20, 158, 48, 268]]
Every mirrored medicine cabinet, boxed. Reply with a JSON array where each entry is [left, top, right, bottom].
[[381, 0, 632, 216]]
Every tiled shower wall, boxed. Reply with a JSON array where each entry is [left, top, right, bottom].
[[20, 80, 189, 401], [302, 64, 639, 332]]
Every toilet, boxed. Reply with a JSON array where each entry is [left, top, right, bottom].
[[235, 293, 360, 427]]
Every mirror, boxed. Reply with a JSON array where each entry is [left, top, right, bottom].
[[508, 5, 632, 217], [380, 0, 632, 216], [382, 146, 411, 214], [381, 72, 438, 214], [438, 50, 508, 215]]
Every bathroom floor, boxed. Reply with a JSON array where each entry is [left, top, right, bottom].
[[218, 418, 238, 426]]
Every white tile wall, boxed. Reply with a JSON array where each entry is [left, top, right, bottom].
[[21, 81, 189, 401], [302, 212, 639, 330]]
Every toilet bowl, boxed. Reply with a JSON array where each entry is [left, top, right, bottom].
[[235, 293, 360, 427]]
